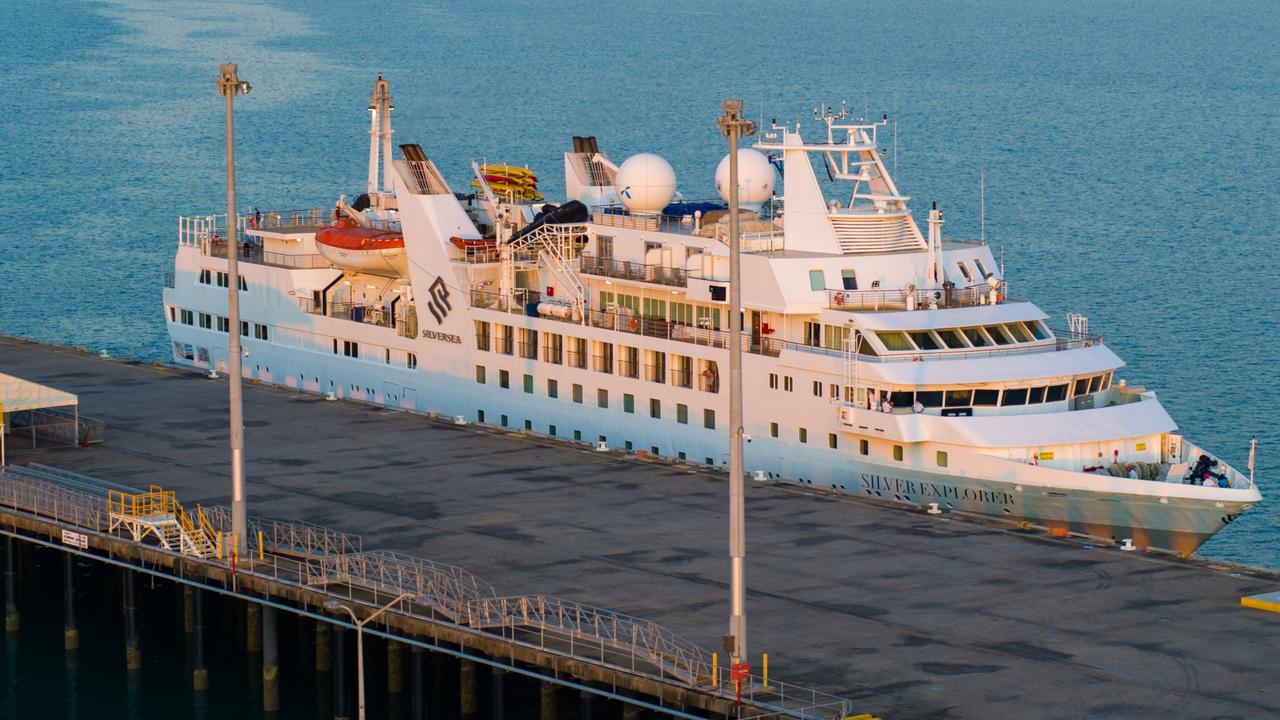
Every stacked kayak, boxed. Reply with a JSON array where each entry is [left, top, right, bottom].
[[472, 163, 542, 201]]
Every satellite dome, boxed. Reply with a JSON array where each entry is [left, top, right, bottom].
[[715, 149, 776, 211], [615, 153, 677, 215]]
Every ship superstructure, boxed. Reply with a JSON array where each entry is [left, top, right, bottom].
[[163, 79, 1260, 555]]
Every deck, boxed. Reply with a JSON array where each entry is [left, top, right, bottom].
[[1, 334, 1278, 719]]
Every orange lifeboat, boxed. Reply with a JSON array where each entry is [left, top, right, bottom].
[[315, 218, 408, 276]]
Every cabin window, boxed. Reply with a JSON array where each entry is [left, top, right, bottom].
[[1046, 384, 1068, 402], [547, 379, 558, 398], [593, 342, 614, 374], [499, 370, 509, 389], [695, 306, 721, 330], [893, 445, 904, 461], [597, 389, 608, 408], [828, 433, 838, 449], [783, 376, 794, 392], [254, 323, 269, 341], [808, 270, 825, 291], [823, 325, 850, 350], [769, 373, 778, 390], [859, 439, 869, 455], [597, 235, 613, 257], [241, 321, 249, 337], [642, 298, 667, 319], [676, 404, 688, 424], [670, 302, 693, 325], [770, 422, 779, 438], [572, 384, 583, 403], [798, 428, 808, 443], [1001, 388, 1028, 406], [217, 316, 229, 333], [384, 348, 391, 364], [474, 321, 491, 351], [198, 312, 212, 329], [840, 269, 857, 290], [180, 309, 194, 325], [519, 329, 538, 359], [168, 307, 177, 322], [342, 340, 359, 358], [548, 425, 556, 436], [936, 451, 949, 467], [199, 268, 212, 284], [623, 394, 635, 413], [650, 399, 661, 418], [945, 390, 973, 407], [876, 331, 914, 352], [704, 409, 716, 429], [543, 333, 563, 364], [909, 331, 941, 351], [523, 374, 533, 393], [620, 346, 639, 378], [812, 381, 822, 398], [1028, 386, 1047, 404], [475, 366, 485, 384], [973, 389, 999, 406], [956, 261, 973, 282], [569, 337, 587, 368], [804, 321, 821, 347]]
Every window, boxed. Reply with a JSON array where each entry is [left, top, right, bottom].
[[623, 394, 635, 413], [569, 337, 587, 368], [543, 333, 563, 364], [1001, 388, 1028, 406], [876, 331, 913, 351], [1046, 384, 1069, 402], [973, 258, 989, 278], [703, 409, 715, 429], [1073, 378, 1089, 396], [915, 391, 943, 408], [1004, 322, 1033, 343], [642, 298, 667, 319], [500, 414, 508, 427], [670, 302, 693, 326], [783, 376, 793, 392], [859, 439, 869, 455], [803, 321, 821, 347], [808, 270, 825, 291], [475, 366, 486, 384], [498, 369, 510, 389], [829, 384, 839, 399], [596, 235, 613, 257], [198, 312, 212, 329], [908, 331, 940, 350], [936, 451, 949, 467], [342, 340, 359, 358], [973, 389, 999, 406], [199, 268, 212, 285], [254, 323, 269, 340], [475, 321, 491, 351], [518, 328, 538, 359], [168, 307, 176, 322], [935, 329, 967, 349], [962, 327, 992, 347], [893, 444, 904, 461], [984, 325, 1014, 345], [477, 410, 485, 423], [547, 379, 558, 398], [408, 353, 417, 369], [1028, 386, 1047, 404], [770, 422, 779, 438], [840, 269, 857, 290], [217, 316, 229, 333], [238, 276, 248, 292], [620, 346, 639, 378], [523, 374, 533, 393], [649, 399, 661, 418], [823, 325, 850, 351], [496, 324, 513, 355], [593, 341, 614, 374], [549, 425, 557, 437], [1088, 375, 1103, 393], [180, 309, 194, 325], [241, 320, 249, 337], [956, 261, 973, 282], [828, 433, 837, 449], [695, 306, 720, 330], [769, 373, 778, 390], [676, 404, 688, 424], [812, 381, 822, 397], [524, 419, 533, 431], [945, 390, 973, 407], [597, 388, 608, 408], [385, 348, 391, 364], [798, 428, 808, 444], [1027, 321, 1052, 341], [572, 384, 583, 403]]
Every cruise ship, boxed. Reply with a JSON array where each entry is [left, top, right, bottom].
[[163, 77, 1260, 556]]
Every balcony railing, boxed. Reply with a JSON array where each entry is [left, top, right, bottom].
[[670, 368, 693, 389], [566, 350, 586, 369], [578, 253, 687, 288], [297, 298, 416, 336], [591, 355, 613, 374], [826, 280, 1010, 312], [644, 363, 666, 383], [618, 358, 639, 379], [517, 342, 538, 360], [206, 240, 332, 270]]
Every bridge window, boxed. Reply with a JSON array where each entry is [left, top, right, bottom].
[[916, 391, 943, 408], [962, 327, 992, 347], [1029, 386, 1047, 404], [840, 269, 857, 290], [876, 331, 913, 352], [1004, 322, 1033, 343], [956, 261, 972, 282], [1073, 378, 1089, 396], [909, 331, 941, 350], [935, 329, 967, 349], [1046, 384, 1068, 402], [1001, 388, 1028, 406], [945, 390, 973, 407], [973, 258, 989, 278], [973, 389, 999, 406], [984, 325, 1014, 345]]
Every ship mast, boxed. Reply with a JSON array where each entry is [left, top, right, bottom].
[[367, 74, 394, 197]]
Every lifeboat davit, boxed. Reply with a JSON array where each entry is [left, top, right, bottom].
[[315, 219, 408, 277]]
